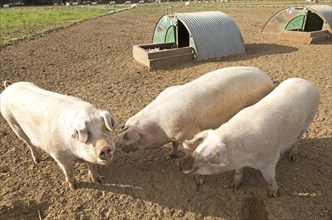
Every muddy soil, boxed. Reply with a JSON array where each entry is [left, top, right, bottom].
[[0, 3, 331, 220]]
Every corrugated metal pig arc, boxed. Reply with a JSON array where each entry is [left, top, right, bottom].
[[176, 11, 245, 60]]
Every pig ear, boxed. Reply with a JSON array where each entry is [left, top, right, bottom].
[[101, 111, 117, 131], [183, 131, 208, 151], [72, 120, 88, 143], [204, 142, 229, 167]]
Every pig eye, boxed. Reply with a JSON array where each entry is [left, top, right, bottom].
[[120, 125, 128, 133], [201, 153, 219, 165], [72, 130, 79, 139], [207, 153, 221, 166]]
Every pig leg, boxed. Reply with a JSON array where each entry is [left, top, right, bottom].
[[288, 132, 305, 162], [87, 162, 103, 184], [288, 126, 310, 162], [289, 114, 315, 162], [8, 119, 41, 164], [53, 157, 77, 190], [288, 141, 299, 162], [230, 168, 244, 189], [165, 141, 179, 160], [260, 163, 278, 197], [194, 175, 206, 186]]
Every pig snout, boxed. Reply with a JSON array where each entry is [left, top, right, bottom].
[[99, 146, 113, 160]]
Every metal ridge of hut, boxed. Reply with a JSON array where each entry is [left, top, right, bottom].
[[162, 11, 246, 61]]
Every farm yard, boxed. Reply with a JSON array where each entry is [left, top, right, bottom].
[[0, 1, 332, 219]]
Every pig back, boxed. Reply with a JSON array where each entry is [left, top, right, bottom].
[[248, 77, 320, 118], [157, 66, 276, 140], [0, 82, 93, 146], [222, 77, 320, 154], [1, 81, 91, 116]]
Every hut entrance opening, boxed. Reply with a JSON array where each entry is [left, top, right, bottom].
[[177, 20, 190, 47], [304, 11, 324, 32]]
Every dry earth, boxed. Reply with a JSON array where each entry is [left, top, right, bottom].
[[0, 3, 331, 220]]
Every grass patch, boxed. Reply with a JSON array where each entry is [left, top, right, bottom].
[[0, 5, 127, 46], [1, 1, 330, 46]]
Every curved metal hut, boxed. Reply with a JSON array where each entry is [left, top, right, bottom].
[[133, 11, 245, 69], [153, 11, 245, 61], [262, 5, 332, 43]]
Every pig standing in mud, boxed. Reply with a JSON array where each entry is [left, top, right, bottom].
[[116, 66, 278, 158], [177, 78, 320, 197], [0, 81, 117, 189]]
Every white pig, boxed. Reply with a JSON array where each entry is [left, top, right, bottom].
[[177, 78, 320, 197], [116, 66, 277, 158], [0, 81, 117, 190]]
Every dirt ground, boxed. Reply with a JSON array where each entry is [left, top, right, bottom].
[[0, 3, 331, 220]]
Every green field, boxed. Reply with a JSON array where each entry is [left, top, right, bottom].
[[0, 1, 330, 46], [0, 5, 127, 46]]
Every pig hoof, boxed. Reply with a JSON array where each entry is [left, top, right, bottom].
[[90, 174, 104, 184], [95, 177, 104, 184], [230, 181, 241, 189], [165, 153, 178, 160], [268, 191, 277, 198], [32, 155, 41, 164], [69, 182, 78, 190], [268, 188, 279, 197], [32, 150, 42, 164], [288, 153, 296, 162], [195, 175, 205, 186]]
